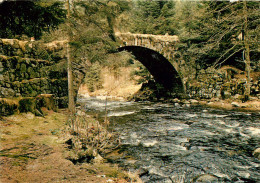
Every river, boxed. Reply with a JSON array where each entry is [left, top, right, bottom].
[[78, 97, 260, 183]]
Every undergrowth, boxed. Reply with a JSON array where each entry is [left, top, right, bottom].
[[64, 108, 120, 164]]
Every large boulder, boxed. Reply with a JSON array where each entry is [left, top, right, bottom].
[[193, 174, 219, 182], [253, 148, 260, 160]]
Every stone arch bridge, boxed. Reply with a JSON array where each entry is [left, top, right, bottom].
[[115, 32, 184, 94], [0, 32, 184, 112], [0, 33, 185, 100]]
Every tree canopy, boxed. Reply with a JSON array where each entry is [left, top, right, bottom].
[[129, 0, 177, 35], [0, 0, 66, 39]]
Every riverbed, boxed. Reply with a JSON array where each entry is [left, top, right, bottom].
[[78, 97, 260, 183]]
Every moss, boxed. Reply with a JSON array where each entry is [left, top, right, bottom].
[[27, 67, 36, 78], [20, 63, 26, 73], [31, 91, 38, 97], [16, 63, 20, 70], [18, 98, 36, 114]]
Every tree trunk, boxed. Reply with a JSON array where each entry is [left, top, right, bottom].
[[66, 0, 75, 113], [243, 0, 251, 99]]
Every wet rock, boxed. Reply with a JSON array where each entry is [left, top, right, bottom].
[[222, 91, 231, 99], [234, 94, 242, 99], [0, 74, 4, 81], [231, 102, 240, 107], [236, 171, 250, 179], [184, 104, 191, 107], [257, 94, 260, 99], [210, 98, 220, 102], [138, 167, 149, 177], [0, 87, 15, 97], [253, 148, 260, 160], [182, 100, 190, 104], [194, 174, 219, 182], [171, 98, 180, 103], [190, 99, 199, 104], [105, 149, 125, 163], [174, 103, 180, 107]]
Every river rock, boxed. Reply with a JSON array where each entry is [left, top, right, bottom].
[[182, 100, 190, 104], [236, 171, 250, 179], [0, 87, 15, 97], [190, 99, 199, 104], [233, 94, 242, 99], [222, 91, 231, 99], [231, 102, 240, 107], [250, 96, 258, 101], [174, 103, 180, 107], [207, 102, 214, 105], [253, 148, 260, 160], [171, 98, 180, 103], [184, 104, 190, 107], [210, 97, 220, 102], [257, 94, 260, 99], [194, 174, 218, 182]]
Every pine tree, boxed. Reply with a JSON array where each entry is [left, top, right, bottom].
[[129, 0, 177, 35], [176, 1, 259, 88], [0, 0, 65, 39]]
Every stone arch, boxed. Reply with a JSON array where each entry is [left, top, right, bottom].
[[118, 46, 184, 94]]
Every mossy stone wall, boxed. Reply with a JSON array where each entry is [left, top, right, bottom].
[[0, 38, 70, 109], [187, 68, 260, 100]]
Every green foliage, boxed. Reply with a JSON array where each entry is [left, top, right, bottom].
[[0, 1, 66, 39], [129, 0, 177, 35], [191, 1, 259, 70], [69, 0, 130, 62], [59, 0, 130, 89], [20, 64, 27, 73]]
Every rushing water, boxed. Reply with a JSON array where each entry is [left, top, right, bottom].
[[78, 97, 260, 183]]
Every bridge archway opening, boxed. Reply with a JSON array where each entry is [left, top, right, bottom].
[[118, 46, 184, 94]]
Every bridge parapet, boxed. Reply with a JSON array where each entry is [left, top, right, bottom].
[[116, 32, 181, 72], [115, 32, 179, 44], [115, 32, 179, 62]]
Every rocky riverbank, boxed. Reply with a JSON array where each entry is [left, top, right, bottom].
[[165, 97, 260, 112], [0, 109, 141, 183]]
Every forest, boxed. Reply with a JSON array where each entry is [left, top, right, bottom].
[[1, 0, 259, 92]]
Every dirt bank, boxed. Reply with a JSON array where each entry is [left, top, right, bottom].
[[78, 67, 141, 100], [0, 110, 140, 183]]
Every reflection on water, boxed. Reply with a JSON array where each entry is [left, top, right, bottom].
[[78, 97, 260, 183]]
